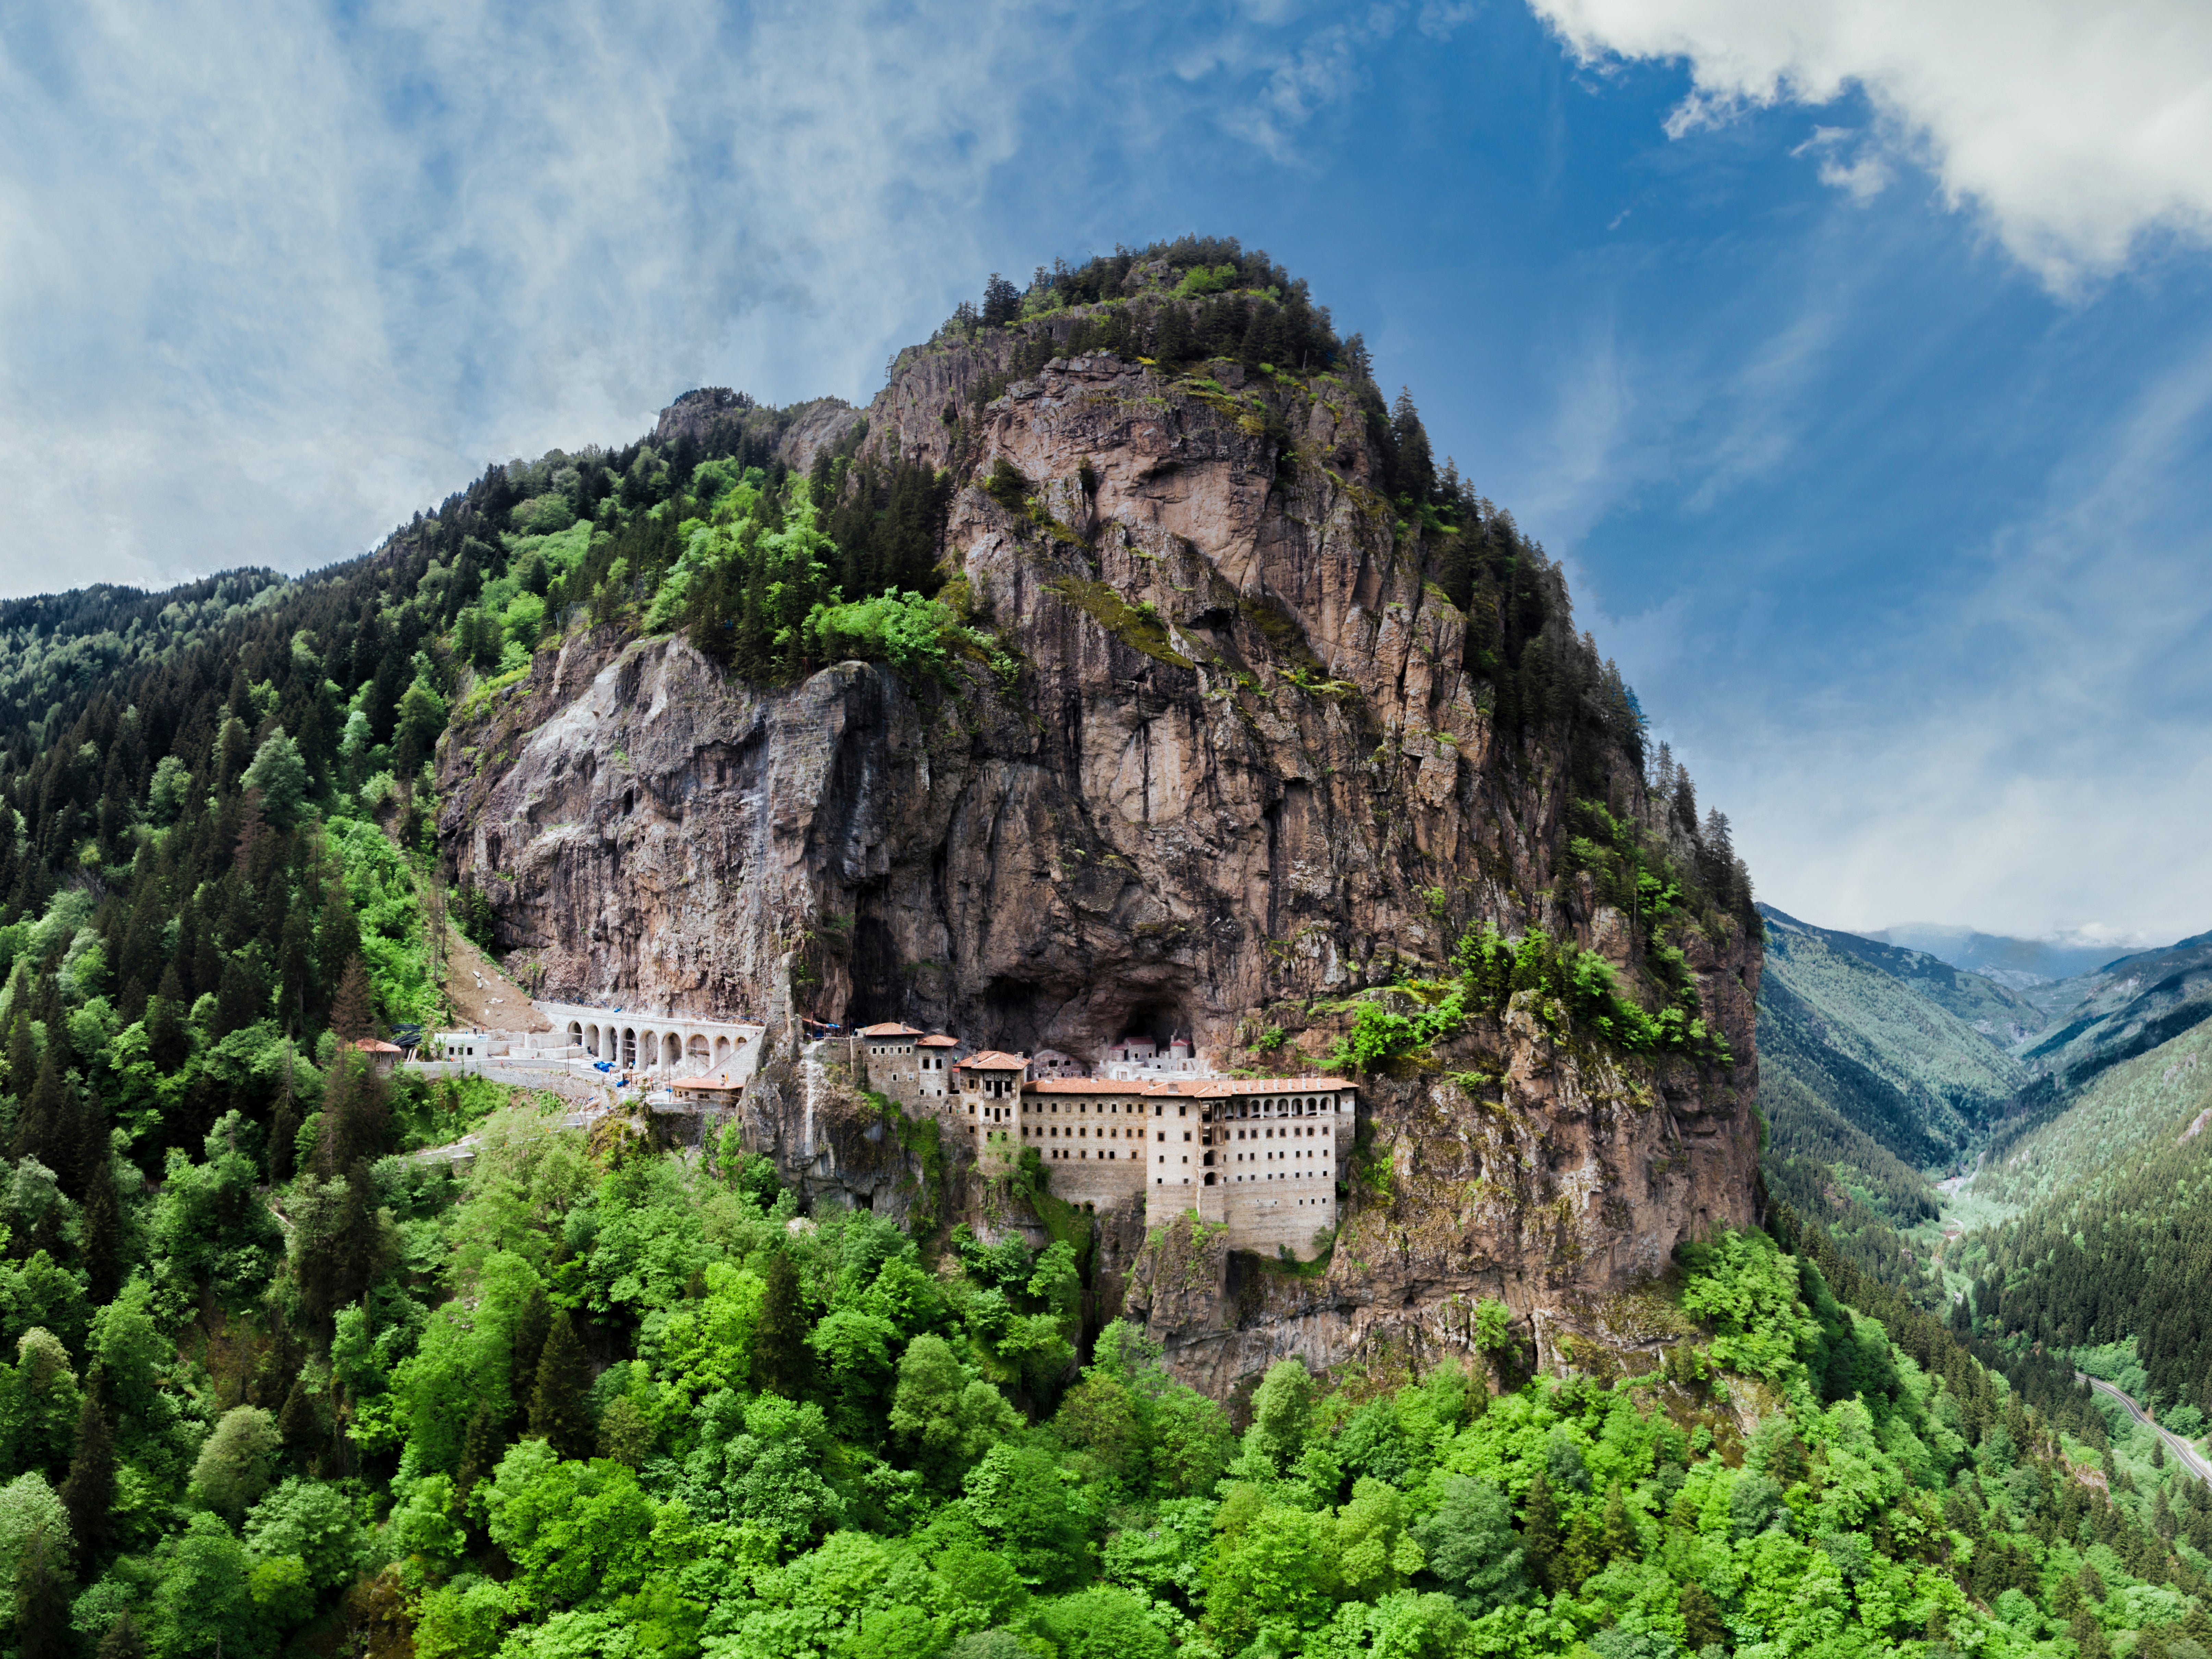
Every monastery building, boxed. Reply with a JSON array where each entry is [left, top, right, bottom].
[[848, 1023, 1351, 1258]]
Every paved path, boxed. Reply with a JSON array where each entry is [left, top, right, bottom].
[[2077, 1372, 2212, 1486]]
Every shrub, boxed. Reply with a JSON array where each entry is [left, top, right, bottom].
[[805, 591, 961, 687]]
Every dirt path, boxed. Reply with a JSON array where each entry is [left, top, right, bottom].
[[2078, 1372, 2212, 1486], [442, 924, 548, 1032]]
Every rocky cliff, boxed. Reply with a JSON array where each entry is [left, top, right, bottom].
[[438, 301, 1762, 1393]]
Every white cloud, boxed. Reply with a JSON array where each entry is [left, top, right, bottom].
[[0, 0, 1477, 596], [1528, 0, 2212, 287], [0, 0, 1123, 595]]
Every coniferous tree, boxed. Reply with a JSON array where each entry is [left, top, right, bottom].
[[277, 904, 313, 1032], [13, 1044, 65, 1168], [146, 963, 189, 1074], [314, 1045, 389, 1177], [78, 1154, 122, 1302], [59, 1381, 114, 1562], [510, 1292, 553, 1417], [1389, 388, 1436, 503], [93, 1614, 145, 1659], [1600, 1481, 1639, 1562], [1680, 1582, 1727, 1649], [16, 1531, 70, 1659], [753, 1248, 811, 1398], [269, 1046, 299, 1184], [529, 1314, 594, 1459], [3, 984, 33, 1102], [330, 955, 373, 1044], [1521, 1469, 1562, 1594], [458, 1403, 505, 1499], [981, 272, 1022, 328], [213, 953, 262, 1038]]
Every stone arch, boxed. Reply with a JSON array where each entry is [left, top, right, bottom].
[[662, 1032, 681, 1070], [622, 1026, 638, 1067], [568, 1020, 583, 1050], [687, 1033, 710, 1065], [713, 1034, 732, 1067]]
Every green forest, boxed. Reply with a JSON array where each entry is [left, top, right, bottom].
[[15, 1093, 2212, 1659]]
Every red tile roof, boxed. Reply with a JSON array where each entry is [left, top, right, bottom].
[[958, 1050, 1029, 1070], [857, 1022, 925, 1038], [1022, 1075, 1351, 1096], [348, 1039, 404, 1054], [917, 1033, 959, 1048]]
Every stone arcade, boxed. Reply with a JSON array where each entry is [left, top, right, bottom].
[[848, 1023, 1351, 1259]]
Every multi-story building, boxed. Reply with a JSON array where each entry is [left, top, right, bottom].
[[846, 1027, 1351, 1258]]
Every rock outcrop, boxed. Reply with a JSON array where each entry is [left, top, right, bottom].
[[439, 316, 1762, 1393]]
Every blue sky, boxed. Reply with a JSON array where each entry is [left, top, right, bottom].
[[4, 0, 2209, 942]]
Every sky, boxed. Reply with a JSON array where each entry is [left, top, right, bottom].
[[3, 0, 2209, 943]]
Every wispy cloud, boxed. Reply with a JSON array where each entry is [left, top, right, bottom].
[[0, 0, 1477, 596], [1528, 0, 2212, 289], [1681, 321, 2212, 938]]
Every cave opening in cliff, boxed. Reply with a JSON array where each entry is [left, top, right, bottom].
[[1102, 998, 1194, 1060], [978, 975, 1052, 1055], [848, 901, 903, 1028]]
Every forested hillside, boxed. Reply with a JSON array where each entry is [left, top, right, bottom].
[[0, 573, 293, 771], [1942, 1015, 2212, 1431], [1754, 907, 2032, 1291], [2016, 932, 2212, 1092], [1754, 897, 2212, 1475]]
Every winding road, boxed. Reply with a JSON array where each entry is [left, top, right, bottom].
[[2076, 1372, 2212, 1486]]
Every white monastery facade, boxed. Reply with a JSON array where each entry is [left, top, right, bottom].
[[847, 1023, 1350, 1258]]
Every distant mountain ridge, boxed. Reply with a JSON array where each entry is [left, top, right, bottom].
[[2014, 927, 2212, 1089], [1856, 920, 2154, 986], [1759, 905, 2047, 1049]]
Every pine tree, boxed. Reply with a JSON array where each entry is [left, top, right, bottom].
[[59, 1381, 114, 1562], [278, 1375, 322, 1465], [330, 955, 373, 1044], [4, 991, 34, 1102], [114, 902, 161, 1023], [510, 1293, 553, 1419], [1389, 388, 1436, 503], [316, 878, 361, 1021], [458, 1402, 505, 1499], [16, 1530, 71, 1659], [79, 1152, 123, 1303], [315, 1041, 390, 1176], [1680, 1582, 1727, 1649], [1671, 769, 1698, 837], [269, 1045, 299, 1184], [147, 963, 189, 1074], [1521, 1469, 1562, 1594], [93, 1614, 145, 1659], [13, 1045, 65, 1168], [981, 272, 1022, 329], [529, 1314, 593, 1459], [213, 952, 263, 1038], [753, 1249, 811, 1398], [190, 921, 222, 1004], [1600, 1480, 1640, 1562]]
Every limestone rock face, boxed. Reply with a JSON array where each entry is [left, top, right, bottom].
[[440, 325, 1761, 1393]]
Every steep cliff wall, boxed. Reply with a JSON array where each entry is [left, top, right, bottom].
[[437, 315, 1761, 1391]]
